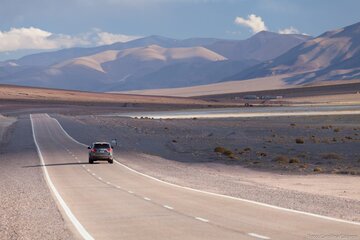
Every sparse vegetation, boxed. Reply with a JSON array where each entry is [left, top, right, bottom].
[[257, 152, 267, 157], [299, 164, 308, 169], [214, 147, 236, 159], [243, 147, 251, 152], [223, 150, 234, 156], [289, 158, 300, 164], [322, 153, 342, 160], [295, 138, 305, 144], [274, 155, 289, 164], [214, 146, 226, 153], [313, 167, 322, 172], [290, 123, 296, 127], [334, 128, 340, 132]]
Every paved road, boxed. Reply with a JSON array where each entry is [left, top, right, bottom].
[[107, 105, 360, 119], [30, 114, 360, 240]]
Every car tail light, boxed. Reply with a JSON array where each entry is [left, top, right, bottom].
[[107, 148, 112, 152], [91, 148, 96, 152]]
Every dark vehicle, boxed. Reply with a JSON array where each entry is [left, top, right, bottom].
[[88, 142, 113, 164]]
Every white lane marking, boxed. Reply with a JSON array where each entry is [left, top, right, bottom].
[[82, 165, 85, 167], [248, 233, 270, 239], [30, 114, 94, 240], [163, 205, 174, 210], [86, 169, 91, 172], [106, 182, 111, 185], [113, 159, 360, 226], [195, 217, 209, 223], [51, 114, 360, 226], [144, 197, 151, 201], [128, 191, 134, 194], [98, 177, 102, 180], [116, 186, 122, 189], [92, 173, 96, 176]]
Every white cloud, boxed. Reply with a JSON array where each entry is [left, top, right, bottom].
[[278, 26, 300, 34], [234, 14, 268, 33], [0, 27, 142, 53], [95, 31, 141, 45]]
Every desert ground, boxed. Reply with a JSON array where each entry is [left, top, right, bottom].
[[1, 84, 360, 239]]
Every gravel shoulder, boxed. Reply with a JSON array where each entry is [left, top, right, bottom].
[[0, 115, 75, 240], [55, 114, 360, 223]]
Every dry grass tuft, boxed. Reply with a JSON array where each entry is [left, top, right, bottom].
[[322, 153, 342, 160], [313, 167, 322, 172], [274, 155, 289, 164], [295, 138, 305, 144], [214, 146, 226, 153], [243, 147, 251, 152], [289, 158, 300, 164]]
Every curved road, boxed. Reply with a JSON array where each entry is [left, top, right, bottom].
[[30, 114, 360, 240]]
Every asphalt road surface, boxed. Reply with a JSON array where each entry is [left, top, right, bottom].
[[30, 114, 360, 240]]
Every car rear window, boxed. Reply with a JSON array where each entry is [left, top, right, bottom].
[[94, 143, 110, 149]]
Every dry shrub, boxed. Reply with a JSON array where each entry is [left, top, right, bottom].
[[314, 167, 322, 172], [322, 153, 342, 160], [295, 138, 305, 144], [289, 158, 300, 164], [274, 155, 289, 164], [214, 146, 226, 153]]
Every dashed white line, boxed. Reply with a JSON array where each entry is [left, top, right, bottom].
[[128, 191, 134, 194], [248, 233, 270, 239], [144, 197, 151, 201], [195, 217, 209, 223], [82, 165, 85, 167], [116, 186, 122, 189], [92, 173, 96, 176], [98, 177, 102, 180], [106, 182, 111, 185], [163, 205, 174, 210]]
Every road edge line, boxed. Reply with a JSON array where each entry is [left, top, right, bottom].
[[51, 114, 360, 226], [30, 114, 94, 240]]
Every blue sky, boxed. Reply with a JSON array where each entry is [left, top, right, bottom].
[[0, 0, 359, 60]]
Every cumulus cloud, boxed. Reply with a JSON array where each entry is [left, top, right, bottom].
[[0, 27, 142, 53], [234, 14, 268, 33], [94, 30, 141, 45], [278, 26, 300, 34]]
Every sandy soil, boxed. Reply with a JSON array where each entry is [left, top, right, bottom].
[[56, 114, 360, 222], [0, 116, 74, 240], [0, 84, 235, 107], [119, 75, 289, 97], [287, 93, 360, 105]]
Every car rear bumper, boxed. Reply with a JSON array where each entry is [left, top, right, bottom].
[[89, 154, 113, 160]]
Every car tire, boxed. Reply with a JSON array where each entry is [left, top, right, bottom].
[[108, 160, 113, 164], [89, 159, 94, 164]]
